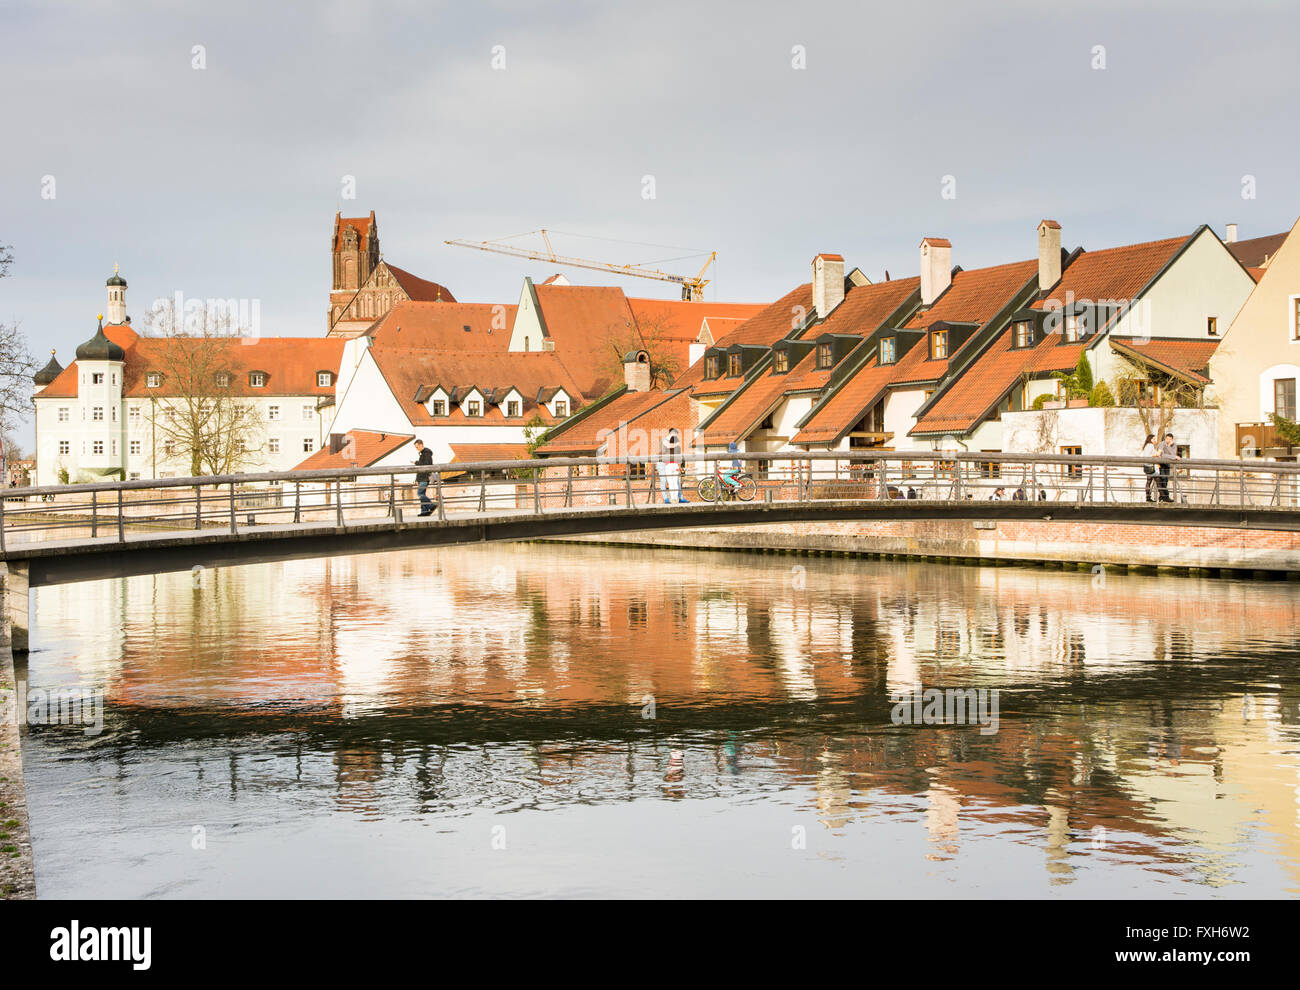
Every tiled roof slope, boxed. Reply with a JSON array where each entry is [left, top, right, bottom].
[[533, 283, 642, 397], [906, 259, 1038, 329], [791, 355, 898, 444], [1110, 337, 1219, 384], [536, 389, 684, 455], [697, 348, 845, 445], [294, 429, 413, 470], [1228, 232, 1288, 269], [368, 300, 516, 350], [384, 264, 457, 303], [1030, 235, 1189, 313]]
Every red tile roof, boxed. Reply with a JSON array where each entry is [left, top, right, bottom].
[[698, 316, 748, 344], [1029, 235, 1189, 313], [384, 263, 457, 303], [293, 429, 414, 470], [697, 347, 843, 446], [532, 283, 642, 396], [677, 283, 814, 395], [904, 258, 1038, 330], [626, 297, 766, 375], [1109, 337, 1219, 384], [449, 443, 531, 463], [1227, 232, 1288, 269], [368, 346, 583, 427], [368, 300, 516, 350], [36, 325, 346, 399], [791, 355, 899, 444], [334, 214, 374, 251], [921, 237, 951, 248], [817, 276, 920, 336], [535, 389, 686, 455]]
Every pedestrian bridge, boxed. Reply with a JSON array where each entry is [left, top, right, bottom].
[[3, 450, 1299, 648]]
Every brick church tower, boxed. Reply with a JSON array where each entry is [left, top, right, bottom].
[[332, 211, 380, 295]]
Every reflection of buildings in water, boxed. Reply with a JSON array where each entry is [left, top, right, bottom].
[[924, 777, 961, 860], [816, 748, 852, 830]]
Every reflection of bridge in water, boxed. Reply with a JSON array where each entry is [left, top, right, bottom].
[[5, 450, 1300, 651]]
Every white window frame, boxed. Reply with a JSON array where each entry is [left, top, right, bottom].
[[316, 371, 332, 387], [268, 438, 280, 454], [57, 407, 69, 423], [58, 440, 70, 455], [249, 372, 267, 388], [302, 437, 314, 453], [1290, 294, 1300, 342], [302, 405, 314, 422], [129, 440, 141, 456], [146, 372, 162, 388], [268, 405, 280, 421]]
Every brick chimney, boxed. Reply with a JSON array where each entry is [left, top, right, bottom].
[[623, 349, 651, 392], [1038, 219, 1061, 291], [1225, 223, 1238, 243], [812, 254, 845, 319], [919, 238, 952, 305]]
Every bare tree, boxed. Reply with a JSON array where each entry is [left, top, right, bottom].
[[0, 243, 36, 441], [599, 315, 683, 393], [143, 299, 265, 476], [1113, 355, 1207, 439]]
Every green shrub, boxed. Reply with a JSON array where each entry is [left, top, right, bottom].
[[1090, 381, 1116, 407], [1031, 393, 1051, 411], [57, 467, 69, 485]]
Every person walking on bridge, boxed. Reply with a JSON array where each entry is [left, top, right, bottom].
[[413, 439, 437, 517], [1156, 433, 1178, 503]]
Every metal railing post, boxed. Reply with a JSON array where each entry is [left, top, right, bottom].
[[533, 471, 541, 514], [336, 482, 344, 527], [1, 496, 6, 554], [195, 486, 202, 529], [118, 488, 125, 542], [478, 472, 487, 512], [294, 482, 301, 523], [625, 467, 633, 508], [388, 475, 396, 518], [91, 490, 98, 538], [229, 482, 237, 533], [436, 471, 446, 521], [565, 468, 573, 508]]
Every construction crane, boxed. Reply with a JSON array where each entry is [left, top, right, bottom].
[[445, 229, 717, 300]]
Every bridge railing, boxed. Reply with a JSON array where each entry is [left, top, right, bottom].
[[3, 450, 1299, 551]]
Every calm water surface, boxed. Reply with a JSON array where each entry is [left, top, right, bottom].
[[17, 543, 1300, 897]]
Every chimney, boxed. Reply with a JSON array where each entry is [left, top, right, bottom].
[[623, 349, 651, 392], [812, 254, 845, 319], [1226, 223, 1238, 243], [1038, 219, 1062, 291], [919, 238, 952, 305]]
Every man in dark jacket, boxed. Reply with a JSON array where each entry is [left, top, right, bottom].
[[413, 439, 436, 516]]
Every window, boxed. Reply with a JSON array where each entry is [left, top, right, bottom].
[[1064, 315, 1081, 343], [773, 350, 790, 373], [978, 453, 1001, 479], [507, 400, 520, 417], [92, 440, 104, 455], [923, 389, 935, 401], [817, 342, 834, 369], [111, 406, 116, 422], [268, 405, 280, 421], [164, 441, 175, 456], [317, 371, 332, 387], [128, 406, 141, 424], [57, 407, 69, 423], [1014, 321, 1033, 348], [930, 330, 948, 360], [268, 438, 280, 454], [759, 413, 775, 430], [628, 462, 648, 480], [554, 401, 568, 417], [431, 400, 446, 417], [111, 440, 116, 455], [129, 440, 141, 455], [1275, 378, 1297, 421], [249, 372, 267, 387], [146, 372, 162, 388], [879, 337, 896, 364], [302, 405, 314, 421], [1293, 296, 1300, 341], [91, 372, 104, 385], [302, 438, 315, 453], [92, 406, 104, 421], [129, 473, 140, 480], [728, 352, 743, 376], [215, 372, 231, 387], [1060, 445, 1083, 480], [58, 440, 70, 455], [1206, 316, 1218, 337], [705, 355, 720, 379], [468, 400, 482, 417]]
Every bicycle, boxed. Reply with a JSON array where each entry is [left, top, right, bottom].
[[697, 464, 757, 502]]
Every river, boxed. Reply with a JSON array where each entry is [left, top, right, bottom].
[[15, 542, 1300, 897]]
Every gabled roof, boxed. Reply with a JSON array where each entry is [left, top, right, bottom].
[[368, 300, 516, 350], [334, 213, 374, 251], [449, 443, 530, 463], [293, 429, 414, 470], [676, 282, 814, 394], [1029, 234, 1191, 312], [535, 388, 686, 455], [1109, 337, 1219, 384], [531, 283, 642, 397], [368, 346, 583, 427], [1228, 232, 1288, 269], [815, 276, 921, 336], [384, 263, 457, 303], [791, 354, 899, 445], [625, 298, 766, 371]]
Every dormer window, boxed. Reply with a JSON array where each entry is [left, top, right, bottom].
[[816, 342, 834, 369], [431, 400, 446, 417], [317, 371, 332, 387], [507, 400, 520, 417], [1064, 314, 1081, 343], [1013, 320, 1034, 349], [705, 355, 720, 379], [727, 352, 742, 376], [249, 371, 267, 388], [879, 337, 897, 365], [929, 330, 948, 360], [773, 350, 790, 373], [468, 400, 482, 417], [215, 372, 231, 387], [146, 372, 162, 388], [555, 400, 569, 417]]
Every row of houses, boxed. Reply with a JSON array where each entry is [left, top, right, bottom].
[[535, 217, 1300, 471], [29, 212, 1300, 486]]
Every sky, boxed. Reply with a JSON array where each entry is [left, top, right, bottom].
[[3, 0, 1299, 446]]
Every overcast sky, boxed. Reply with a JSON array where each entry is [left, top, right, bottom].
[[3, 0, 1299, 443]]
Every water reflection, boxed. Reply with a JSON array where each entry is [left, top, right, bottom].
[[18, 544, 1300, 897]]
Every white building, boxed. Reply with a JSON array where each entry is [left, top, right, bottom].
[[32, 272, 346, 485]]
